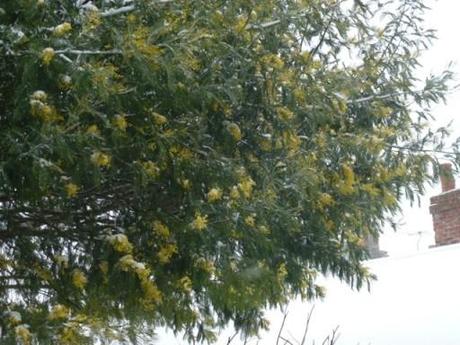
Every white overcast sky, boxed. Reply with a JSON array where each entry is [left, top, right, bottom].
[[380, 0, 460, 256]]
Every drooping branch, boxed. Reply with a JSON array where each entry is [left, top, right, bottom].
[[300, 88, 431, 111]]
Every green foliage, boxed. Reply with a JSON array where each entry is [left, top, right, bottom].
[[0, 0, 455, 343]]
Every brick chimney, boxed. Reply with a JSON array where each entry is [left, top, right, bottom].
[[440, 163, 455, 192], [430, 163, 460, 246]]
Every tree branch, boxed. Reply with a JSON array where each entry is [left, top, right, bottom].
[[276, 312, 289, 345], [54, 49, 123, 55], [100, 0, 174, 18], [101, 5, 135, 17], [300, 306, 315, 345]]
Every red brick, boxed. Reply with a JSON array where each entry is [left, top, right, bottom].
[[430, 178, 460, 246]]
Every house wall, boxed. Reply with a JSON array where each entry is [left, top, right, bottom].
[[430, 163, 460, 246], [430, 190, 460, 245]]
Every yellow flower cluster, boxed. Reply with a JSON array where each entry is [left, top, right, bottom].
[[361, 183, 379, 197], [182, 52, 201, 71], [258, 136, 272, 152], [118, 255, 151, 281], [65, 182, 79, 198], [157, 243, 178, 264], [31, 90, 47, 102], [195, 257, 215, 274], [116, 254, 160, 308], [59, 326, 78, 345], [260, 54, 284, 70], [15, 325, 31, 345], [153, 220, 170, 238], [178, 276, 192, 292], [114, 253, 161, 310], [117, 254, 134, 271], [282, 131, 301, 153], [191, 213, 208, 231], [140, 279, 162, 307], [7, 311, 22, 325], [332, 98, 348, 114], [152, 112, 167, 125], [383, 189, 397, 206], [178, 178, 191, 190], [113, 114, 128, 131], [132, 27, 162, 60], [276, 262, 288, 281], [229, 186, 240, 199], [226, 122, 242, 141], [293, 87, 306, 102], [58, 75, 72, 90], [338, 164, 355, 195], [345, 230, 363, 247], [244, 215, 256, 227], [376, 105, 392, 118], [142, 161, 160, 178], [207, 187, 222, 202], [53, 22, 72, 37], [169, 146, 193, 160], [318, 193, 334, 208], [238, 177, 256, 198], [258, 225, 270, 235], [276, 107, 294, 121], [29, 90, 60, 122], [90, 151, 111, 167], [84, 9, 101, 31], [107, 234, 133, 254], [41, 47, 55, 65], [72, 269, 87, 290], [233, 16, 248, 32], [324, 218, 335, 232], [86, 124, 100, 135], [48, 304, 70, 320]]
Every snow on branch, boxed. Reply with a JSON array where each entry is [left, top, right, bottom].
[[100, 0, 173, 18], [54, 49, 122, 55], [101, 5, 135, 17]]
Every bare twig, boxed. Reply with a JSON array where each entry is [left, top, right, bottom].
[[226, 331, 239, 345], [58, 54, 73, 63], [300, 306, 315, 345], [279, 335, 295, 345], [330, 326, 340, 345], [276, 312, 289, 345], [321, 326, 340, 345]]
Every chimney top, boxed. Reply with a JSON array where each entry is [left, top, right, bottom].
[[440, 163, 455, 192]]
